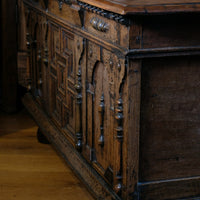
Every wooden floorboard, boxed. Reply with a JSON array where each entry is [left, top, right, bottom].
[[0, 109, 94, 200]]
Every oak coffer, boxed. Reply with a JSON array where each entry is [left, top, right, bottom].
[[19, 0, 200, 199]]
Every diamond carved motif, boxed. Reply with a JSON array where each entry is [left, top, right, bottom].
[[49, 24, 76, 136]]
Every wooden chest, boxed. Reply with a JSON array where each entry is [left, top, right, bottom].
[[20, 0, 200, 199]]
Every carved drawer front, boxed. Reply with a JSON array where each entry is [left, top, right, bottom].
[[48, 0, 82, 27], [84, 12, 129, 48]]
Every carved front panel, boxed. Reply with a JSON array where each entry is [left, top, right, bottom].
[[49, 22, 60, 122], [24, 8, 49, 110], [48, 22, 80, 143], [50, 22, 60, 65], [85, 41, 127, 193], [92, 62, 113, 173]]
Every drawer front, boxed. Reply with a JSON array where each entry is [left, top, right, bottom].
[[48, 0, 82, 27], [84, 12, 129, 48]]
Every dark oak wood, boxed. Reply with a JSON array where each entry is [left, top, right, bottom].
[[139, 177, 200, 200], [140, 57, 200, 182], [19, 0, 200, 199], [141, 14, 200, 49]]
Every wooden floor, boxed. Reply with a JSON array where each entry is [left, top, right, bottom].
[[0, 109, 94, 200]]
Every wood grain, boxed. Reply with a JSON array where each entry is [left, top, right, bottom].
[[141, 14, 200, 49], [139, 177, 200, 200], [140, 57, 200, 181], [0, 110, 94, 200], [20, 0, 200, 199]]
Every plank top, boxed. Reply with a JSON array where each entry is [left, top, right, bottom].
[[79, 0, 200, 15]]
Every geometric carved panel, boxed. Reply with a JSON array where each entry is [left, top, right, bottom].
[[62, 28, 74, 80], [50, 23, 60, 65], [49, 23, 76, 137], [61, 28, 76, 135]]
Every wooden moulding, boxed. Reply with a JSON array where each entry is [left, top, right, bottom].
[[22, 93, 121, 200], [77, 0, 200, 15], [138, 176, 200, 200], [127, 46, 200, 59]]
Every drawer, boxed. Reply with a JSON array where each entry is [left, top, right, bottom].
[[48, 0, 82, 27], [84, 12, 129, 48]]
